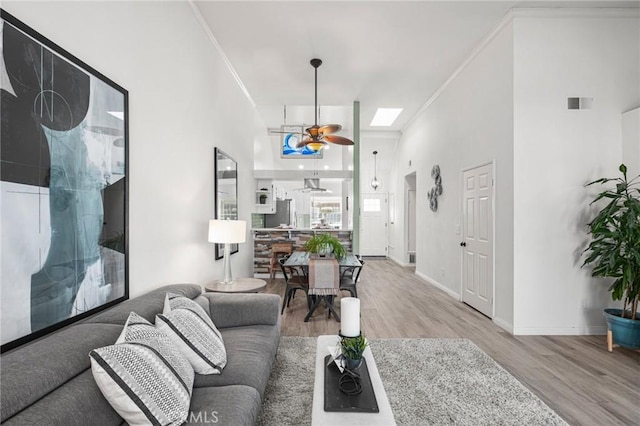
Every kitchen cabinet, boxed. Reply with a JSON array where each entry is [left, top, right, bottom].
[[255, 179, 275, 213]]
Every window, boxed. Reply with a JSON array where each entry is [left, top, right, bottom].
[[311, 197, 341, 228]]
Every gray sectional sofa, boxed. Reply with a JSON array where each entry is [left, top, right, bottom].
[[0, 284, 281, 425]]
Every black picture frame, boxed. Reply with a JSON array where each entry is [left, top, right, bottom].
[[0, 9, 129, 352], [214, 148, 238, 260]]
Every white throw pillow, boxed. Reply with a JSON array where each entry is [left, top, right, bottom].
[[90, 312, 194, 426], [157, 293, 227, 375]]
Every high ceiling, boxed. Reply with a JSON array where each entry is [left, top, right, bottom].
[[194, 1, 636, 133]]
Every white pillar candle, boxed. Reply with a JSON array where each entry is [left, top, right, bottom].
[[341, 297, 360, 337]]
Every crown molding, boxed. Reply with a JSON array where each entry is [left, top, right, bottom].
[[511, 7, 639, 19], [402, 6, 639, 133], [401, 10, 513, 133], [187, 0, 256, 108]]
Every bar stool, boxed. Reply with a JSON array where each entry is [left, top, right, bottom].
[[269, 242, 293, 282]]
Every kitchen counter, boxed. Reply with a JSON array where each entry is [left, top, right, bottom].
[[251, 229, 353, 276], [251, 228, 352, 232]]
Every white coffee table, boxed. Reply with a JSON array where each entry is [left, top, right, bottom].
[[312, 335, 396, 426]]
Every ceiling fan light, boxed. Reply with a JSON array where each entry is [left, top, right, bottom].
[[307, 141, 326, 152]]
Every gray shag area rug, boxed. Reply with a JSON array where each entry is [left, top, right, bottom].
[[257, 337, 567, 426]]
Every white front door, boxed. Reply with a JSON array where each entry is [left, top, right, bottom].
[[360, 193, 387, 256], [462, 164, 494, 317]]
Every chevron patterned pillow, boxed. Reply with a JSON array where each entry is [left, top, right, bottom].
[[156, 293, 227, 375], [90, 312, 194, 426]]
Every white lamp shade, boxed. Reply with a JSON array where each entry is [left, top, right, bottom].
[[208, 220, 246, 244]]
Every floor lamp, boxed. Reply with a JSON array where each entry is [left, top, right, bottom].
[[208, 219, 246, 284]]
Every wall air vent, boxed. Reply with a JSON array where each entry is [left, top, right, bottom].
[[568, 97, 594, 110]]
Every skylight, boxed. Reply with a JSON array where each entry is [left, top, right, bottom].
[[370, 108, 403, 126]]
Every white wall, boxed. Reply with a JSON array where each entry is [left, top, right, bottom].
[[3, 2, 261, 297], [622, 107, 640, 178], [513, 12, 640, 334], [392, 21, 515, 328], [359, 133, 398, 197]]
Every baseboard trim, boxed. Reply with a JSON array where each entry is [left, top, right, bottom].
[[415, 271, 461, 300], [493, 317, 514, 334], [389, 255, 411, 267], [513, 326, 608, 336]]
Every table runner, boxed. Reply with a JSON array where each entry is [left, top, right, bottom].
[[308, 258, 339, 296]]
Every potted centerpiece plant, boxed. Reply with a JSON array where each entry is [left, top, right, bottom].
[[340, 335, 368, 371], [304, 233, 347, 260], [583, 164, 640, 350]]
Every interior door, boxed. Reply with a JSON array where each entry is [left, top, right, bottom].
[[360, 193, 387, 256], [462, 164, 494, 317]]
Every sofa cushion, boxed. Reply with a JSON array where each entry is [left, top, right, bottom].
[[90, 313, 194, 426], [1, 369, 122, 426], [84, 284, 203, 326], [193, 325, 279, 398], [157, 295, 226, 375], [0, 323, 122, 422], [186, 385, 261, 426]]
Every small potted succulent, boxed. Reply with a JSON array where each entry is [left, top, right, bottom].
[[340, 335, 368, 371]]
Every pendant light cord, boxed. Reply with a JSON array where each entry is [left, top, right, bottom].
[[374, 151, 378, 180], [314, 65, 318, 126]]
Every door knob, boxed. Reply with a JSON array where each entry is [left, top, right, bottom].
[[460, 242, 466, 247]]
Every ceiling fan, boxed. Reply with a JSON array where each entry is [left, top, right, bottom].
[[295, 58, 354, 152]]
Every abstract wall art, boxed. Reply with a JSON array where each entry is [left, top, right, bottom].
[[428, 165, 442, 212], [1, 10, 129, 352]]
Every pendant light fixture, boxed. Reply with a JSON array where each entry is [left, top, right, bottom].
[[370, 150, 381, 190]]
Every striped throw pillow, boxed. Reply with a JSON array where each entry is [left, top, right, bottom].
[[90, 312, 194, 426], [156, 293, 227, 375]]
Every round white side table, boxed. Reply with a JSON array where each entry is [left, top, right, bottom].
[[204, 277, 267, 293]]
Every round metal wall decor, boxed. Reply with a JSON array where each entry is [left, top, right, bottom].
[[428, 165, 443, 212]]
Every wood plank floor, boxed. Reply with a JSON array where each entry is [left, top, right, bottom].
[[264, 258, 640, 426]]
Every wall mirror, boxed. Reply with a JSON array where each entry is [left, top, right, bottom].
[[214, 148, 238, 260]]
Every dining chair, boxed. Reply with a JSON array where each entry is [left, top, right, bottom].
[[269, 242, 293, 282], [278, 258, 309, 314], [305, 258, 340, 322], [339, 259, 365, 298]]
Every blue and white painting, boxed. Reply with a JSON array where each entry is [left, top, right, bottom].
[[0, 10, 128, 351], [280, 125, 323, 158]]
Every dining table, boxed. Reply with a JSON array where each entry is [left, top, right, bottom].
[[283, 251, 362, 270], [283, 251, 362, 322]]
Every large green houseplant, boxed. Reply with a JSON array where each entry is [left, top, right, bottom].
[[583, 164, 640, 349], [304, 233, 347, 260]]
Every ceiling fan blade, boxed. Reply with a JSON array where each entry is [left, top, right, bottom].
[[323, 135, 354, 146], [318, 124, 342, 135]]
